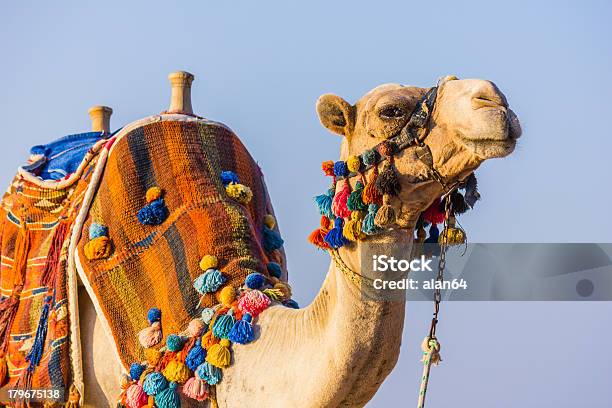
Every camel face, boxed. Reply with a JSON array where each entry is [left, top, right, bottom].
[[316, 78, 521, 219]]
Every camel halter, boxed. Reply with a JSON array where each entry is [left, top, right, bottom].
[[310, 77, 479, 408]]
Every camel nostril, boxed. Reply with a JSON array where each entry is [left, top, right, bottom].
[[471, 95, 505, 110]]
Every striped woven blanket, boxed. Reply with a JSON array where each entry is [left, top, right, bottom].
[[0, 137, 111, 402]]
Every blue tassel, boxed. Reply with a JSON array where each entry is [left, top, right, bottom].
[[165, 334, 184, 352], [137, 198, 169, 225], [193, 269, 226, 294], [25, 296, 52, 371], [228, 313, 254, 344], [129, 362, 146, 381], [220, 170, 240, 186], [89, 223, 108, 239], [212, 309, 235, 339], [196, 362, 222, 385], [155, 381, 180, 408], [147, 307, 161, 324], [314, 189, 335, 218], [333, 161, 349, 177], [244, 272, 265, 290], [362, 204, 382, 235], [262, 225, 284, 251], [425, 224, 439, 243], [185, 339, 207, 371], [324, 218, 348, 249], [283, 299, 300, 309], [143, 371, 168, 395], [267, 262, 282, 278]]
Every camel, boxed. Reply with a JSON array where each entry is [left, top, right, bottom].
[[74, 72, 520, 407]]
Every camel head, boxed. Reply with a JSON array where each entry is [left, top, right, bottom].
[[316, 76, 522, 225]]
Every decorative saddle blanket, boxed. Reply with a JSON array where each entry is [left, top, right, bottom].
[[0, 137, 111, 402], [2, 113, 294, 407]]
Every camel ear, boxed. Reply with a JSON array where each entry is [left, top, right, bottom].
[[316, 94, 355, 137]]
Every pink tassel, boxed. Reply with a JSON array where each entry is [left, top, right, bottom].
[[125, 382, 148, 408], [186, 318, 205, 337], [182, 377, 209, 401], [138, 321, 162, 348], [331, 180, 351, 218], [237, 290, 271, 317]]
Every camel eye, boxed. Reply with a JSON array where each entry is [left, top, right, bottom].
[[379, 106, 405, 119]]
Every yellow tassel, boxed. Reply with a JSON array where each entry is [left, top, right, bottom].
[[145, 186, 163, 203], [263, 214, 276, 229], [206, 338, 232, 368], [343, 211, 366, 241], [144, 348, 162, 367], [347, 155, 361, 173], [202, 330, 219, 349], [439, 216, 466, 245], [273, 282, 292, 299], [162, 360, 191, 384], [84, 236, 112, 260], [216, 285, 236, 306], [226, 183, 253, 204], [263, 288, 284, 301], [199, 254, 218, 271]]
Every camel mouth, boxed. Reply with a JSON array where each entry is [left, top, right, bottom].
[[462, 137, 517, 159]]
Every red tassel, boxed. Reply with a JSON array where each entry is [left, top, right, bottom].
[[40, 222, 69, 287], [331, 180, 351, 218], [423, 197, 446, 224]]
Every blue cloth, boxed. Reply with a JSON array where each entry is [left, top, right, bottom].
[[24, 131, 106, 180]]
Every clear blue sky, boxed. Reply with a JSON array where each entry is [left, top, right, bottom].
[[1, 1, 611, 406]]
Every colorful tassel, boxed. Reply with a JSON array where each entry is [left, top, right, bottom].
[[228, 313, 254, 344], [130, 363, 147, 381], [144, 348, 162, 367], [137, 198, 169, 226], [193, 269, 226, 294], [361, 149, 379, 166], [220, 170, 239, 186], [267, 262, 282, 278], [262, 225, 284, 251], [201, 308, 215, 325], [347, 181, 367, 211], [145, 187, 163, 203], [346, 155, 361, 173], [314, 188, 335, 218], [186, 318, 205, 337], [362, 166, 382, 205], [308, 216, 332, 249], [205, 338, 232, 368], [244, 273, 265, 290], [321, 160, 335, 177], [362, 204, 382, 235], [216, 285, 236, 307], [165, 334, 184, 352], [343, 211, 366, 241], [263, 214, 276, 229], [237, 290, 271, 317], [226, 182, 253, 204], [185, 339, 206, 371], [376, 162, 401, 196], [324, 217, 348, 248], [126, 382, 148, 408], [182, 377, 208, 401], [464, 173, 480, 208], [333, 161, 349, 178], [89, 222, 108, 239], [202, 330, 220, 349], [196, 362, 222, 385], [162, 360, 190, 384], [450, 191, 468, 215], [212, 309, 235, 339], [139, 308, 163, 348], [374, 195, 396, 228], [331, 180, 351, 218], [425, 224, 440, 244], [143, 372, 168, 395], [84, 236, 112, 260], [422, 197, 446, 224], [199, 255, 218, 271], [154, 381, 180, 408]]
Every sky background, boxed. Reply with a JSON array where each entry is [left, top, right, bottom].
[[1, 1, 611, 406]]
